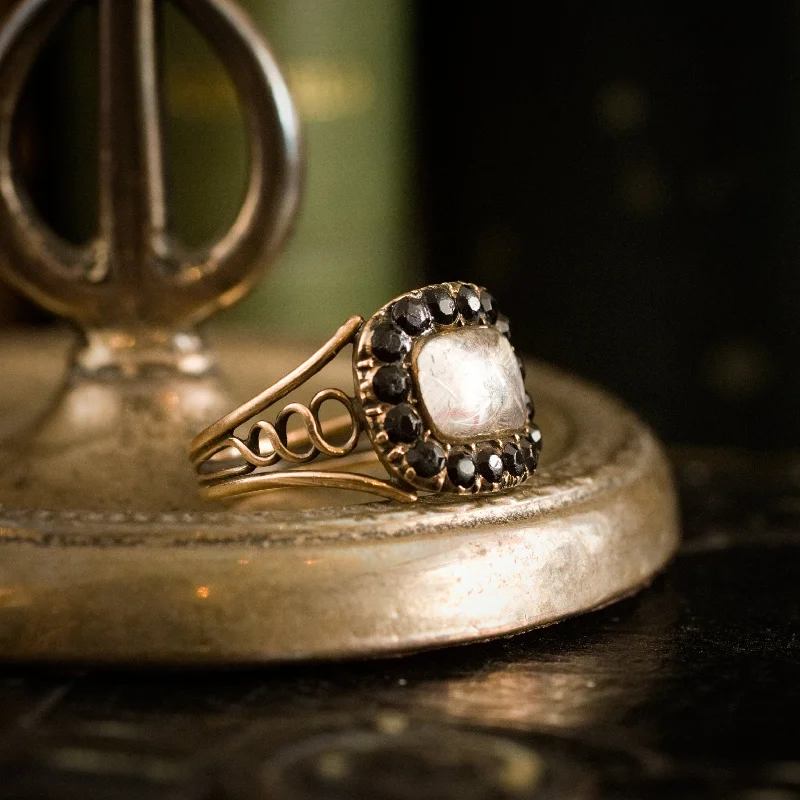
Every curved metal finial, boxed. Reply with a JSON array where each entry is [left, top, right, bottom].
[[0, 0, 302, 329]]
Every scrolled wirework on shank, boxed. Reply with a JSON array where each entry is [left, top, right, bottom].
[[189, 316, 417, 503], [197, 389, 360, 485]]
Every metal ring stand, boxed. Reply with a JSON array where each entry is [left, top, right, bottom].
[[0, 0, 679, 663]]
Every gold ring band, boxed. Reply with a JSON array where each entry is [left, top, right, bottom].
[[189, 282, 541, 503]]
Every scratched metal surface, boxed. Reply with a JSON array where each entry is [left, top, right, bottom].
[[0, 451, 796, 799]]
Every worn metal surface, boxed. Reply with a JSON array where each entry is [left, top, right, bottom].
[[0, 331, 678, 663], [0, 0, 678, 664], [0, 0, 301, 511], [0, 460, 794, 797], [0, 0, 301, 326]]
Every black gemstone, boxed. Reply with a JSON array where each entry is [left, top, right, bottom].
[[525, 392, 535, 419], [423, 286, 457, 324], [447, 449, 476, 488], [516, 353, 526, 380], [502, 443, 525, 477], [479, 290, 499, 324], [519, 439, 539, 473], [406, 440, 446, 478], [391, 296, 432, 335], [371, 322, 410, 362], [456, 285, 481, 321], [384, 403, 422, 443], [495, 315, 511, 339], [528, 423, 543, 450], [476, 447, 504, 483], [372, 365, 410, 403]]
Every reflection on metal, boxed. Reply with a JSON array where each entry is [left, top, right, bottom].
[[0, 0, 679, 662], [0, 0, 301, 510], [0, 335, 680, 663], [0, 0, 301, 327]]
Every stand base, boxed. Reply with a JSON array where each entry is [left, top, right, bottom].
[[0, 331, 679, 663]]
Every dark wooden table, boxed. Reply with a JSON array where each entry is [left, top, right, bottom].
[[0, 448, 797, 799]]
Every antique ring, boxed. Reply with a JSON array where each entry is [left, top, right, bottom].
[[189, 282, 541, 503]]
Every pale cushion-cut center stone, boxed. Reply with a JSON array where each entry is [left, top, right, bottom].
[[414, 326, 527, 443]]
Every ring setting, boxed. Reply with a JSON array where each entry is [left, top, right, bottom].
[[190, 282, 541, 503]]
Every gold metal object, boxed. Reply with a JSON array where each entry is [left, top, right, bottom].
[[0, 330, 679, 663], [190, 283, 540, 504], [188, 316, 396, 500]]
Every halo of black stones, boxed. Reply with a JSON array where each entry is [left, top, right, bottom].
[[353, 281, 541, 495]]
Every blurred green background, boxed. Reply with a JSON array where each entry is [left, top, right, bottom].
[[166, 0, 416, 332], [13, 0, 415, 335]]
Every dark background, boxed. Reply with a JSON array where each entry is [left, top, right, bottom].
[[418, 2, 800, 449]]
